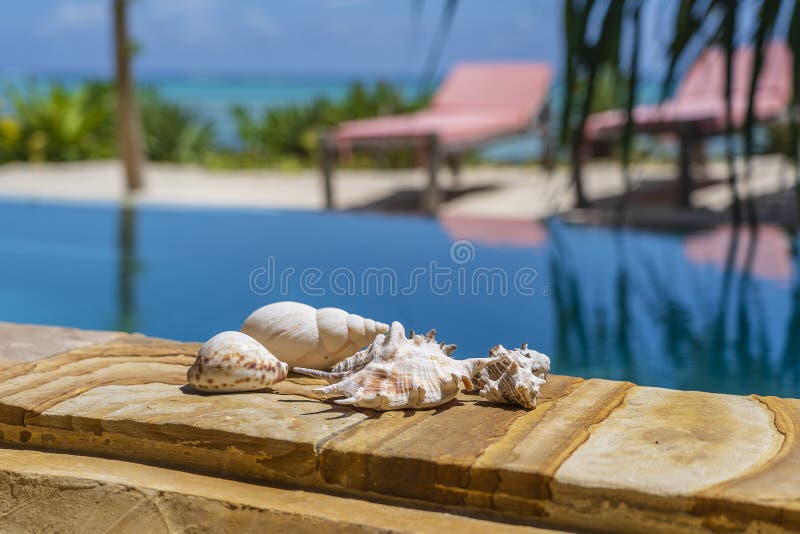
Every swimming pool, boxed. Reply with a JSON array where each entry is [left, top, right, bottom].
[[0, 199, 797, 397]]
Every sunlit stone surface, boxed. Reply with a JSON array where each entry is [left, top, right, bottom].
[[0, 323, 798, 533]]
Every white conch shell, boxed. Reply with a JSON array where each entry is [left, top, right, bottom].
[[241, 301, 389, 370], [187, 331, 288, 392], [294, 322, 490, 411], [329, 327, 456, 375], [474, 343, 550, 409]]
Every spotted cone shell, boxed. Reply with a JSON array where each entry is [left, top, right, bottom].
[[188, 331, 288, 392]]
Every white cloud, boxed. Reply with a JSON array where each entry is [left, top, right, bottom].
[[39, 0, 106, 33], [149, 0, 223, 45], [150, 0, 220, 18], [243, 7, 281, 37]]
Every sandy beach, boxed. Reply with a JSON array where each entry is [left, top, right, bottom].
[[0, 157, 794, 225]]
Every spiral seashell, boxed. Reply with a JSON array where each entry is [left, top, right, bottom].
[[240, 301, 389, 370], [187, 331, 288, 393], [479, 360, 546, 409], [329, 327, 455, 375], [474, 343, 550, 409], [294, 322, 491, 411]]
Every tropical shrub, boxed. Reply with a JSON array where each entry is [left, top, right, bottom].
[[232, 81, 429, 165], [140, 91, 214, 163], [0, 82, 215, 165], [0, 79, 426, 167], [0, 82, 115, 162]]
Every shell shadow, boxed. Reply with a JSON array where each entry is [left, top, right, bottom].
[[179, 384, 477, 418], [472, 399, 530, 411], [276, 396, 467, 418], [179, 384, 280, 396], [275, 397, 362, 420]]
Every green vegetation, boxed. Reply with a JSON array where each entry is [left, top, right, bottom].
[[0, 83, 114, 162], [227, 81, 428, 167], [0, 80, 428, 169], [139, 90, 214, 163]]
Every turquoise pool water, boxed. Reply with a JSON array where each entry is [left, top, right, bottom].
[[0, 199, 798, 397]]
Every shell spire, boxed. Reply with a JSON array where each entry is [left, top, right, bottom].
[[240, 301, 389, 370]]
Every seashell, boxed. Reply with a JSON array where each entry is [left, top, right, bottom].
[[294, 321, 491, 411], [327, 344, 373, 375], [474, 343, 550, 409], [187, 331, 288, 393], [475, 343, 550, 385], [329, 327, 455, 375], [479, 360, 546, 409], [241, 301, 389, 370]]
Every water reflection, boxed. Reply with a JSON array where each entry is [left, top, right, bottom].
[[545, 218, 799, 396], [547, 219, 590, 370], [781, 239, 800, 389], [116, 200, 139, 332]]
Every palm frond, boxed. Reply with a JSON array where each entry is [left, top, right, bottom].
[[419, 0, 459, 94], [743, 0, 781, 226], [662, 0, 713, 101], [788, 0, 800, 218], [720, 1, 743, 226], [621, 2, 642, 181]]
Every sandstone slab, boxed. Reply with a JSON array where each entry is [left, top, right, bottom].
[[547, 387, 787, 532], [0, 321, 121, 368], [0, 448, 551, 533], [0, 325, 798, 532], [555, 387, 783, 495], [0, 335, 368, 487], [694, 396, 800, 530]]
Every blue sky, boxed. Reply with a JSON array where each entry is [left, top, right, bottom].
[[0, 0, 557, 77], [0, 1, 770, 79]]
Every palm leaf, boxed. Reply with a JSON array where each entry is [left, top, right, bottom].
[[720, 1, 743, 226], [559, 0, 597, 146], [788, 0, 800, 219], [662, 0, 711, 101], [743, 0, 780, 226], [621, 2, 642, 186], [574, 0, 627, 145], [419, 0, 459, 94]]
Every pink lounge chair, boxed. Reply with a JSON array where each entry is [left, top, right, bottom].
[[585, 41, 793, 205], [320, 62, 554, 212]]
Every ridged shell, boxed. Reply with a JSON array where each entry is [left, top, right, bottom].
[[329, 328, 456, 375], [474, 344, 550, 409], [187, 331, 288, 392], [241, 301, 389, 370], [294, 322, 491, 411]]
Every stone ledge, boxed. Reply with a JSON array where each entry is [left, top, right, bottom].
[[0, 326, 797, 533], [0, 448, 549, 533], [0, 321, 122, 368]]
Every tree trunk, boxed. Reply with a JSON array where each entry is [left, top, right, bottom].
[[114, 0, 144, 191]]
